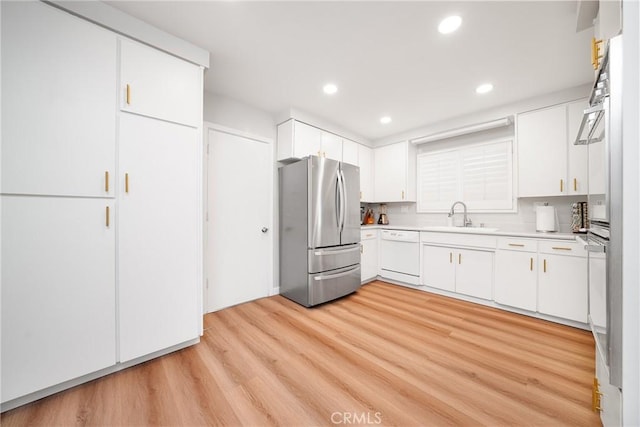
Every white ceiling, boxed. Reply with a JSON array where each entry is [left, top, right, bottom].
[[105, 1, 594, 141]]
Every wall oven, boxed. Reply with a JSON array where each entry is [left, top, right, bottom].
[[576, 35, 623, 390]]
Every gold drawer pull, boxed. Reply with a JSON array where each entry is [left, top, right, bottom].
[[530, 258, 533, 271], [543, 259, 547, 273], [401, 190, 405, 200], [126, 84, 131, 105], [105, 206, 110, 227], [508, 243, 525, 247], [449, 252, 452, 263], [125, 173, 130, 193], [458, 253, 461, 264], [560, 179, 564, 192], [551, 246, 572, 251], [573, 178, 577, 192], [105, 171, 109, 193]]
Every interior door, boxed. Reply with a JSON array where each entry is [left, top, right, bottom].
[[206, 127, 273, 313]]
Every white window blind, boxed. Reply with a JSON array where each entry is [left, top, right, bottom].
[[417, 139, 514, 212]]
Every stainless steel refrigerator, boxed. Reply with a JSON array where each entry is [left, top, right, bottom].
[[279, 156, 361, 307]]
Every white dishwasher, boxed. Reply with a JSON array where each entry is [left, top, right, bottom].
[[379, 229, 421, 285]]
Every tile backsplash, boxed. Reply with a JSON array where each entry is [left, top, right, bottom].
[[361, 196, 587, 233]]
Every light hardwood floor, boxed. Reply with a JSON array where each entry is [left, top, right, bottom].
[[2, 281, 601, 426]]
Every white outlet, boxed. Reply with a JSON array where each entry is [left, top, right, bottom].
[[400, 205, 409, 213]]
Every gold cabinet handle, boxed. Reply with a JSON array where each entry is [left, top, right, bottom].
[[592, 37, 603, 70], [574, 178, 577, 192], [105, 206, 110, 227], [560, 179, 564, 192], [508, 243, 525, 247], [543, 259, 547, 273], [360, 244, 363, 254], [125, 173, 129, 193], [105, 171, 109, 193], [401, 190, 405, 200], [592, 378, 603, 412], [458, 253, 461, 264], [126, 84, 131, 105], [551, 246, 572, 251], [530, 257, 533, 271], [449, 252, 453, 263]]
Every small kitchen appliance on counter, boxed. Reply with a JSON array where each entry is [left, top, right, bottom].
[[535, 203, 557, 232], [377, 204, 389, 225]]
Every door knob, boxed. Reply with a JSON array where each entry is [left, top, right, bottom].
[[261, 227, 268, 233]]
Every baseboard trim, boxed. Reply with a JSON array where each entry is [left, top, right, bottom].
[[1, 337, 200, 412]]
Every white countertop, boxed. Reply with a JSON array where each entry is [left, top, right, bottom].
[[361, 224, 581, 241]]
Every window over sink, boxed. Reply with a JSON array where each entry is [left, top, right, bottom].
[[417, 139, 515, 213]]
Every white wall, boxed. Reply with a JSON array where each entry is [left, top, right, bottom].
[[374, 84, 592, 147], [203, 92, 276, 141]]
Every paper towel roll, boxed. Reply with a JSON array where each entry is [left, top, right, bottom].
[[536, 205, 557, 232]]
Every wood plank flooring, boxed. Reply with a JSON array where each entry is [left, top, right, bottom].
[[1, 281, 601, 426]]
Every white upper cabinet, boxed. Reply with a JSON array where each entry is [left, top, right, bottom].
[[517, 99, 588, 197], [517, 105, 568, 197], [277, 120, 322, 161], [277, 119, 367, 164], [374, 141, 416, 202], [320, 132, 343, 161], [1, 1, 116, 197], [342, 139, 359, 166], [120, 39, 202, 128], [567, 100, 589, 195], [358, 144, 374, 202]]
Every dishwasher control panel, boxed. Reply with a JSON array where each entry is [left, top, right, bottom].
[[380, 229, 420, 242]]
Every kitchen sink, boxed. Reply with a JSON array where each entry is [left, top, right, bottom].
[[422, 226, 499, 233]]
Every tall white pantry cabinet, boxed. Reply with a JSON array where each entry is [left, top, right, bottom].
[[1, 1, 204, 407]]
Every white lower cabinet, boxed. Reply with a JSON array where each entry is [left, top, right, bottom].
[[537, 253, 588, 323], [421, 245, 455, 292], [455, 249, 494, 300], [360, 230, 378, 282], [1, 196, 116, 402], [494, 249, 538, 312], [422, 245, 493, 299], [118, 113, 200, 363], [595, 345, 622, 427]]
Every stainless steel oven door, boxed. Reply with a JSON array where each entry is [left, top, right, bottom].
[[587, 98, 609, 224]]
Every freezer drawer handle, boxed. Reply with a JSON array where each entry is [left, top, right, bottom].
[[314, 246, 360, 256], [313, 267, 358, 281]]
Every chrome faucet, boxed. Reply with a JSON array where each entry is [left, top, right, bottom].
[[449, 201, 472, 227]]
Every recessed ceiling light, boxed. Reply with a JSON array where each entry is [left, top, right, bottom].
[[380, 116, 392, 124], [438, 15, 462, 34], [323, 83, 338, 95], [476, 83, 494, 94]]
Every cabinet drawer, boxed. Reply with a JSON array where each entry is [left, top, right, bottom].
[[538, 240, 585, 257], [496, 237, 537, 252], [421, 232, 496, 249], [360, 229, 378, 241]]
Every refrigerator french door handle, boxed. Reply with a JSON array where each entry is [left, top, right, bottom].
[[339, 168, 347, 232], [335, 172, 342, 228]]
